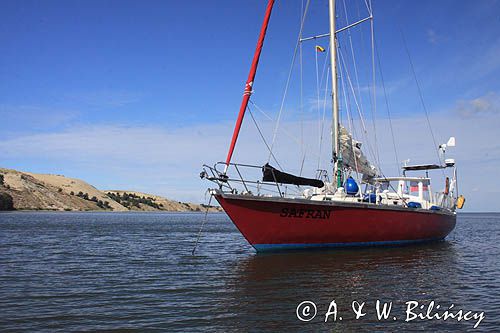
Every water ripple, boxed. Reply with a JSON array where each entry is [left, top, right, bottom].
[[0, 212, 498, 331]]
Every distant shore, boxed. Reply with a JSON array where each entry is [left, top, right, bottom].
[[0, 167, 221, 212]]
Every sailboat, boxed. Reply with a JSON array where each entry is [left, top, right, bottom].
[[201, 0, 465, 252]]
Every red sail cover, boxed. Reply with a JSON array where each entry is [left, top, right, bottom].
[[224, 0, 275, 169]]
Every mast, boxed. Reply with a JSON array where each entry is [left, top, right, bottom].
[[224, 0, 275, 173], [328, 0, 341, 188]]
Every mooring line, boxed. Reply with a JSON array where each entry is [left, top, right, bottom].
[[191, 193, 213, 256]]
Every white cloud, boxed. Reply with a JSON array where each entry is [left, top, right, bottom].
[[0, 105, 79, 132], [0, 107, 499, 210], [453, 92, 500, 118]]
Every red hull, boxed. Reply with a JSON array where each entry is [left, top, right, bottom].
[[215, 193, 456, 251]]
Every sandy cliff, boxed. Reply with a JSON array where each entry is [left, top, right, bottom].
[[0, 168, 221, 212]]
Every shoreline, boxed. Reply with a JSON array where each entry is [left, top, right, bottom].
[[0, 167, 222, 213]]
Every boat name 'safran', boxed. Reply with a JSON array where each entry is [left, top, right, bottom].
[[280, 208, 331, 219]]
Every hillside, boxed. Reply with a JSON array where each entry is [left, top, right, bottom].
[[0, 168, 221, 212]]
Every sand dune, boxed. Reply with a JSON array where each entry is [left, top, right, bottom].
[[0, 168, 221, 212]]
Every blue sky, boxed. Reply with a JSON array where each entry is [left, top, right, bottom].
[[1, 0, 499, 211]]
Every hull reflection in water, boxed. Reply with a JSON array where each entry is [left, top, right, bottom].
[[223, 242, 463, 331]]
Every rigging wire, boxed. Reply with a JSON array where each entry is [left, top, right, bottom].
[[343, 0, 380, 174], [299, 0, 305, 176], [338, 48, 363, 190], [318, 41, 331, 91], [341, 0, 367, 135], [318, 65, 330, 171], [399, 26, 443, 171], [267, 0, 311, 164], [364, 0, 372, 15], [315, 43, 321, 170], [340, 0, 374, 176], [249, 100, 322, 161], [369, 5, 381, 171], [374, 37, 401, 175], [337, 46, 379, 170], [247, 105, 284, 170], [316, 41, 331, 171]]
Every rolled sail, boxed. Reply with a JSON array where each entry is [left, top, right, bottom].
[[262, 164, 324, 188], [339, 126, 378, 179]]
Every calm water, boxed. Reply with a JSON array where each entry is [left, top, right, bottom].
[[0, 212, 499, 332]]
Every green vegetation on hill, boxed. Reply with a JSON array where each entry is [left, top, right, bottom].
[[106, 192, 164, 209], [0, 167, 222, 212], [71, 191, 112, 210]]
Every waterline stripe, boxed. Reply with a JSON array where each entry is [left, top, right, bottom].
[[253, 238, 444, 252]]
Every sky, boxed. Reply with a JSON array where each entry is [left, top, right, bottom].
[[1, 0, 499, 211]]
